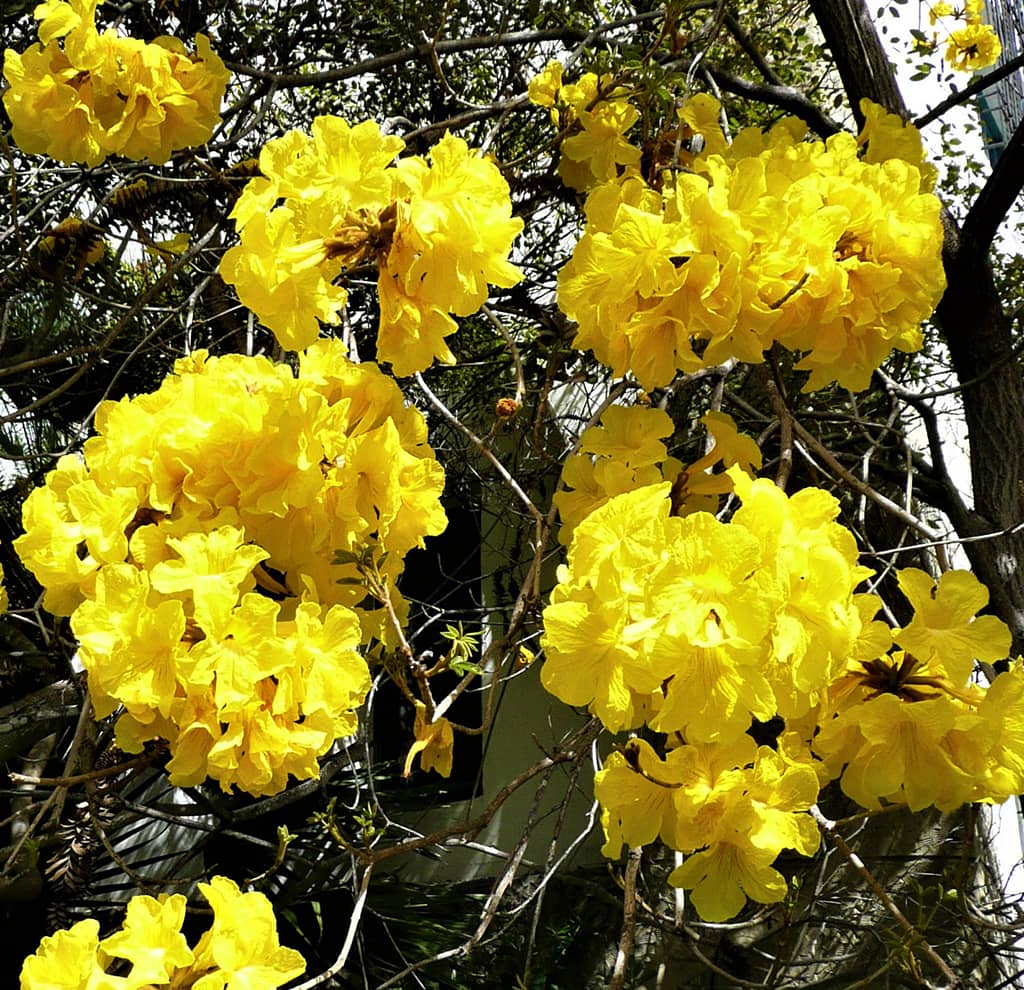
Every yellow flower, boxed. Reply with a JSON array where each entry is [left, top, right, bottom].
[[280, 602, 370, 734], [1, 43, 106, 166], [191, 877, 306, 989], [974, 663, 1024, 801], [382, 133, 524, 373], [542, 69, 642, 190], [596, 737, 819, 921], [542, 587, 653, 733], [19, 918, 107, 990], [219, 208, 350, 353], [527, 59, 562, 107], [557, 96, 945, 392], [678, 92, 730, 158], [667, 746, 819, 921], [149, 526, 269, 639], [670, 411, 763, 516], [815, 684, 984, 811], [72, 564, 186, 719], [945, 22, 1001, 71], [729, 469, 871, 716], [544, 469, 877, 739], [15, 455, 99, 615], [220, 118, 405, 352], [222, 122, 521, 371], [376, 268, 461, 375], [561, 99, 642, 187], [21, 878, 303, 990], [403, 700, 455, 777], [554, 405, 683, 542], [99, 893, 194, 989], [893, 567, 1011, 685], [595, 738, 688, 856], [857, 98, 937, 190], [16, 341, 443, 796]]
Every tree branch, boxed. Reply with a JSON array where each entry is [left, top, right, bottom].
[[225, 28, 590, 86], [703, 66, 843, 136], [961, 113, 1024, 254], [914, 51, 1024, 128]]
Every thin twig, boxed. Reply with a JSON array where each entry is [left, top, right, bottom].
[[915, 52, 1024, 129], [609, 847, 643, 990], [9, 750, 158, 787], [811, 805, 961, 988], [291, 862, 374, 989], [415, 372, 544, 524], [789, 415, 943, 541], [481, 304, 525, 407]]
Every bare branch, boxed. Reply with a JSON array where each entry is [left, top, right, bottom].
[[811, 806, 961, 988], [703, 66, 843, 136], [915, 52, 1024, 128], [609, 846, 643, 990], [962, 114, 1024, 254]]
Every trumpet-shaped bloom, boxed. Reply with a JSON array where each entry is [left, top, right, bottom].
[[667, 745, 819, 920], [946, 22, 1001, 71], [596, 738, 820, 921], [554, 405, 684, 542], [218, 208, 350, 353], [528, 60, 562, 108], [815, 687, 985, 811], [893, 567, 1011, 685], [19, 919, 109, 990], [191, 877, 306, 990], [99, 894, 194, 989], [533, 67, 641, 189], [403, 700, 456, 777]]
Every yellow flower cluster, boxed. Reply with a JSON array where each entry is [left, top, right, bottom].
[[20, 876, 304, 990], [543, 474, 871, 739], [542, 474, 1017, 919], [15, 341, 447, 795], [928, 1, 1002, 72], [816, 568, 1015, 811], [555, 95, 946, 392], [554, 406, 760, 543], [2, 0, 229, 167], [219, 118, 523, 374], [528, 60, 642, 191], [596, 738, 820, 922]]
